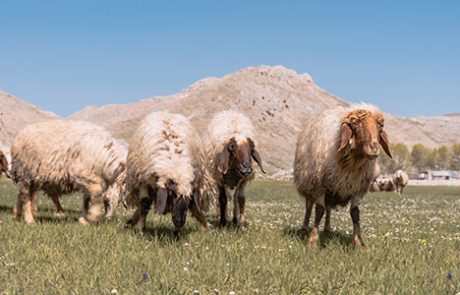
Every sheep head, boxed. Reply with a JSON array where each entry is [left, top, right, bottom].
[[218, 137, 265, 176], [338, 109, 392, 159], [0, 151, 10, 178]]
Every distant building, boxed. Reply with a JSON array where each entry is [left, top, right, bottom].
[[418, 170, 460, 180]]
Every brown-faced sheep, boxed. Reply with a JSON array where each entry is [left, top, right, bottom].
[[294, 103, 392, 248], [125, 112, 216, 237], [393, 170, 409, 194], [206, 111, 265, 229], [10, 120, 126, 224]]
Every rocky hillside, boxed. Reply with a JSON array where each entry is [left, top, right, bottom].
[[70, 66, 348, 173], [2, 66, 460, 173], [0, 90, 58, 150]]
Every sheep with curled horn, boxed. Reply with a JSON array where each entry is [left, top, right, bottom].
[[10, 120, 126, 224], [206, 111, 265, 229], [294, 103, 392, 248], [124, 111, 216, 237]]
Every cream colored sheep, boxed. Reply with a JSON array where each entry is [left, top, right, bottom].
[[10, 120, 125, 224], [206, 111, 265, 229], [47, 141, 128, 219], [294, 103, 392, 248], [125, 111, 216, 237], [393, 170, 409, 194]]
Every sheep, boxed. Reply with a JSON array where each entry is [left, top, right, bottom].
[[393, 170, 409, 194], [0, 150, 10, 178], [124, 111, 216, 237], [294, 103, 392, 248], [369, 177, 394, 192], [206, 111, 265, 229], [10, 120, 126, 224], [44, 142, 128, 219]]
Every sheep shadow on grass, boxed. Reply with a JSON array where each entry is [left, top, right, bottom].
[[282, 226, 354, 249]]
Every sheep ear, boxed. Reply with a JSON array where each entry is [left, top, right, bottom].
[[252, 150, 266, 174], [379, 129, 392, 158], [338, 124, 353, 151], [219, 140, 235, 175], [155, 187, 168, 214]]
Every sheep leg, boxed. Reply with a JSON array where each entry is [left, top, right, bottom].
[[234, 180, 248, 229], [301, 199, 313, 232], [79, 183, 104, 224], [218, 186, 228, 226], [51, 195, 65, 217], [350, 203, 365, 249], [190, 203, 211, 229], [324, 206, 332, 233], [24, 186, 38, 224], [232, 189, 240, 226], [136, 196, 154, 234], [13, 183, 28, 220], [308, 201, 325, 246]]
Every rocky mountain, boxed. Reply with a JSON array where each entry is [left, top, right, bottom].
[[2, 66, 459, 173], [0, 90, 58, 150]]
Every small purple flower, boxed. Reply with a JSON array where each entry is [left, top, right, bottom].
[[447, 271, 452, 280], [143, 271, 149, 281]]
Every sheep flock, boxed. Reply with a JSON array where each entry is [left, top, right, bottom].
[[1, 103, 412, 248]]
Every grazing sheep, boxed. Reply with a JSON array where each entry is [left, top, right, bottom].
[[125, 112, 216, 237], [46, 143, 128, 219], [10, 120, 126, 224], [206, 111, 265, 229], [370, 177, 395, 192], [294, 104, 392, 248], [393, 170, 409, 194], [0, 150, 10, 178]]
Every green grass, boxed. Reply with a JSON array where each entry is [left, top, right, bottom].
[[1, 178, 460, 294]]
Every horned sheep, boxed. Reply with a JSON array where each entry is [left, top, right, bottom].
[[10, 120, 126, 224], [206, 111, 265, 229], [125, 111, 216, 237], [294, 103, 392, 248]]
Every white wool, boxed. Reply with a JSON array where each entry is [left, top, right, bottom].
[[206, 111, 257, 184], [294, 103, 384, 201], [127, 111, 216, 209], [11, 119, 126, 203]]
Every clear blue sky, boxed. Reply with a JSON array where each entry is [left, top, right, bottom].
[[1, 1, 459, 117]]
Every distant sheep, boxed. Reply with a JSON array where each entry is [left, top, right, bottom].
[[393, 170, 409, 194], [125, 112, 216, 237], [10, 120, 126, 224], [0, 150, 10, 178], [370, 178, 394, 192], [206, 111, 265, 229], [294, 104, 392, 248]]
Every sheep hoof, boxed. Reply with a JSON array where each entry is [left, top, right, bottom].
[[308, 228, 319, 246], [54, 212, 65, 218], [219, 219, 227, 227], [353, 237, 367, 250], [323, 227, 333, 234], [78, 216, 90, 225]]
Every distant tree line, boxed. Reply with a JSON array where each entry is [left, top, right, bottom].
[[378, 143, 460, 175]]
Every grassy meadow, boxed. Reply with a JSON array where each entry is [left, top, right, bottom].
[[1, 178, 460, 294]]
